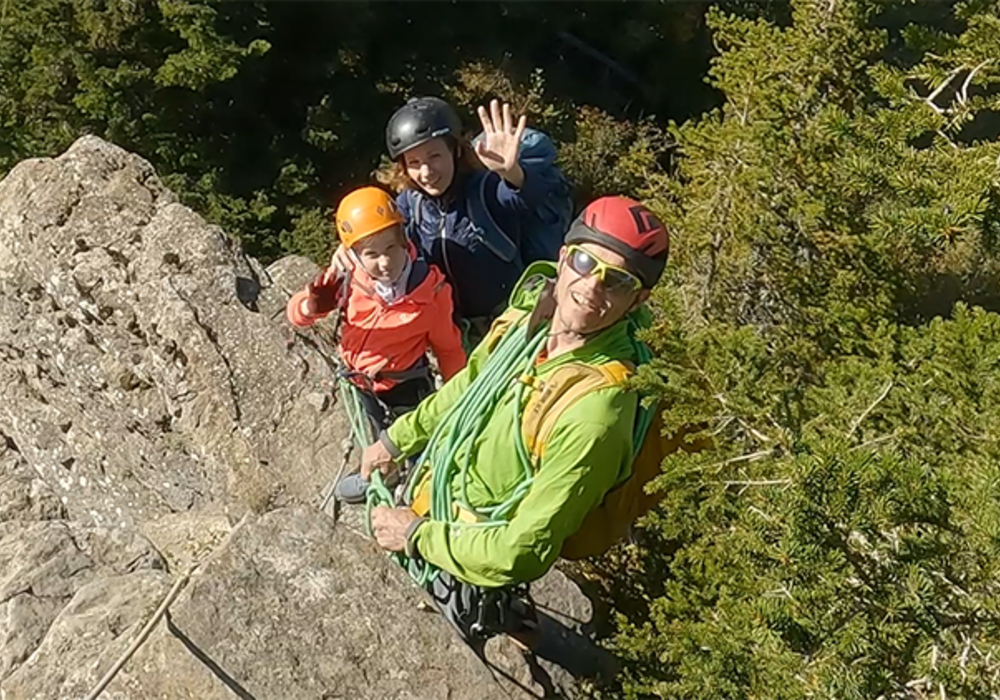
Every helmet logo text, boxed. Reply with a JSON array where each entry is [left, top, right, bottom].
[[629, 205, 661, 236]]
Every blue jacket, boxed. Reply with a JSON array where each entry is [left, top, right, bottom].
[[396, 168, 551, 319]]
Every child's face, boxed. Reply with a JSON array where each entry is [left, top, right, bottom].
[[352, 226, 408, 284], [403, 137, 455, 197]]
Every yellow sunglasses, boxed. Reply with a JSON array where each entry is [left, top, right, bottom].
[[565, 245, 643, 293]]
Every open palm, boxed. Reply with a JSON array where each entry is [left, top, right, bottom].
[[475, 99, 527, 174]]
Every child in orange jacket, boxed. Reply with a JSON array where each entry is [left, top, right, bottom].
[[287, 186, 466, 444]]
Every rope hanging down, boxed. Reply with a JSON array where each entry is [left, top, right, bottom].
[[339, 373, 378, 451], [317, 373, 376, 517], [84, 514, 251, 700]]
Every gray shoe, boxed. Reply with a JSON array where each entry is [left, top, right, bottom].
[[333, 471, 400, 505], [333, 473, 370, 504]]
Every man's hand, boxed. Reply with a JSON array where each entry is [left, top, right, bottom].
[[360, 439, 398, 480], [475, 99, 526, 187], [371, 506, 419, 552]]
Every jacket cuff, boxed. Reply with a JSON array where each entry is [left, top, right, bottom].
[[404, 517, 427, 559], [379, 430, 403, 460], [501, 165, 525, 191]]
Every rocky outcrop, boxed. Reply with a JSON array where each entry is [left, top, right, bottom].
[[0, 136, 610, 700], [2, 507, 514, 700], [0, 136, 352, 523]]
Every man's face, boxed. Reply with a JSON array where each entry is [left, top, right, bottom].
[[552, 243, 649, 336]]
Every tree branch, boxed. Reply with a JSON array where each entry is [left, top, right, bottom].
[[701, 448, 774, 472], [925, 67, 964, 114], [720, 478, 791, 487], [848, 380, 893, 438], [959, 59, 992, 104]]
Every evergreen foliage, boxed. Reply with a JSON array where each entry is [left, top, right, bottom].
[[0, 0, 733, 264], [591, 1, 1000, 697]]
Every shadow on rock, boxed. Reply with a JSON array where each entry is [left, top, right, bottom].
[[476, 576, 622, 699], [166, 612, 258, 700]]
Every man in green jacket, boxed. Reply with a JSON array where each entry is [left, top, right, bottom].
[[361, 195, 670, 647]]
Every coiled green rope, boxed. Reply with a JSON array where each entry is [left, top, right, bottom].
[[364, 312, 656, 587]]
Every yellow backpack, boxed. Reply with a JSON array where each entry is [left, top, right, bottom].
[[519, 358, 708, 560], [493, 306, 709, 560]]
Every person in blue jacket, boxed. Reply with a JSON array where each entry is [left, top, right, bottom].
[[375, 97, 556, 345]]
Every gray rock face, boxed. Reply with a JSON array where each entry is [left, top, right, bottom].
[[0, 137, 606, 700], [2, 508, 512, 700], [0, 135, 350, 526], [0, 449, 169, 685]]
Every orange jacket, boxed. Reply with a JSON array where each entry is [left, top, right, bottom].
[[286, 256, 466, 393]]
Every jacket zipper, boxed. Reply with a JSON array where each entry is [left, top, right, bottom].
[[353, 302, 387, 385], [438, 207, 454, 280]]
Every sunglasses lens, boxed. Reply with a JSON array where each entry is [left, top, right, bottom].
[[568, 246, 641, 292], [604, 269, 638, 292], [570, 248, 598, 276]]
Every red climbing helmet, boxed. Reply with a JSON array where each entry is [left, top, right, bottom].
[[564, 196, 669, 289]]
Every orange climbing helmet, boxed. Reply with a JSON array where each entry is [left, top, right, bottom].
[[335, 186, 404, 249]]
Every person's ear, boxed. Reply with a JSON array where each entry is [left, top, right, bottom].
[[629, 289, 651, 312]]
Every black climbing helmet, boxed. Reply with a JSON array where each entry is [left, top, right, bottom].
[[385, 97, 463, 160]]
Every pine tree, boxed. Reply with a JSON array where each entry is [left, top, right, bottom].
[[0, 0, 749, 264], [598, 1, 1000, 697]]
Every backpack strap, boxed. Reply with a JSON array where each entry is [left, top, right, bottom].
[[474, 175, 504, 238], [404, 257, 430, 295], [465, 175, 518, 263], [482, 307, 528, 352], [522, 360, 634, 462], [478, 271, 554, 351]]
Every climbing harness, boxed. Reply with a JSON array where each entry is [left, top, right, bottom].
[[468, 581, 538, 641]]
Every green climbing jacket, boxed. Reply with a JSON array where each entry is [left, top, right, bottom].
[[384, 262, 644, 588]]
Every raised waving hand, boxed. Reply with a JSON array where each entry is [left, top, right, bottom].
[[475, 99, 526, 188]]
